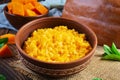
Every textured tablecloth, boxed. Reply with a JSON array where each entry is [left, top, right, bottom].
[[10, 46, 120, 80]]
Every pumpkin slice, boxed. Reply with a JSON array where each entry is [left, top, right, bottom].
[[24, 2, 35, 10], [7, 0, 47, 16], [0, 34, 15, 44], [7, 3, 13, 13], [11, 0, 24, 3], [25, 9, 38, 16], [0, 44, 13, 58], [24, 0, 37, 4], [33, 2, 48, 15], [12, 2, 24, 16]]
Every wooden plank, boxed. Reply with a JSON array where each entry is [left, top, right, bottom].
[[8, 29, 17, 34], [0, 28, 31, 80], [0, 28, 9, 35], [0, 59, 32, 80]]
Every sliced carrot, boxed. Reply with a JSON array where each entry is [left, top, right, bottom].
[[0, 34, 15, 44], [0, 44, 13, 58]]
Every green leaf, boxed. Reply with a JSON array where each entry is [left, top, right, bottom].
[[0, 38, 8, 48], [92, 78, 102, 80], [0, 38, 8, 44], [0, 74, 6, 80], [103, 45, 112, 55], [111, 43, 120, 55], [102, 43, 120, 61], [102, 54, 120, 61], [0, 43, 5, 48]]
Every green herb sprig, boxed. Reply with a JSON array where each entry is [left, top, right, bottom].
[[102, 43, 120, 61]]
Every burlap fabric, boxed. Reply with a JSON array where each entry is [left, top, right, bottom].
[[10, 46, 120, 80], [62, 0, 120, 48]]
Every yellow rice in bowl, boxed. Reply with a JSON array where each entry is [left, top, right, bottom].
[[23, 26, 92, 63]]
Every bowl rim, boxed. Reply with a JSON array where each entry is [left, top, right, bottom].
[[3, 5, 49, 18], [15, 17, 97, 65]]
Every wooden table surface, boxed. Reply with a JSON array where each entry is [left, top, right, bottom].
[[0, 28, 31, 80]]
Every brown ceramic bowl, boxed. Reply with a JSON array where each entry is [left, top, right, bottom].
[[15, 17, 97, 77], [3, 5, 49, 29]]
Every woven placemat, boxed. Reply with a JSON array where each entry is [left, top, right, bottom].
[[9, 46, 120, 80]]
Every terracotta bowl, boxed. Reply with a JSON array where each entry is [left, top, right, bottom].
[[3, 5, 49, 29], [15, 17, 97, 77]]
